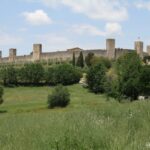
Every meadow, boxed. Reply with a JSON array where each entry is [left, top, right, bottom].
[[0, 84, 150, 150]]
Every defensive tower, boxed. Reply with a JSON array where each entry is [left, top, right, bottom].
[[106, 39, 116, 59], [134, 41, 143, 58], [9, 48, 16, 62], [33, 44, 42, 61]]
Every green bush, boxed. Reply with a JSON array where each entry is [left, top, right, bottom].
[[139, 65, 150, 96], [0, 86, 4, 104], [85, 52, 94, 67], [20, 63, 44, 85], [104, 68, 121, 100], [48, 85, 70, 108], [0, 65, 17, 86], [87, 63, 106, 93], [116, 52, 142, 100], [91, 56, 112, 69], [46, 64, 82, 85]]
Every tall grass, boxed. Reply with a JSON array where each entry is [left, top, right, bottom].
[[0, 85, 150, 150]]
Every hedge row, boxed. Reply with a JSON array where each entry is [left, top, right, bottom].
[[0, 63, 82, 86]]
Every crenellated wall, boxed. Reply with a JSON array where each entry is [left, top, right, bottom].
[[0, 39, 149, 64]]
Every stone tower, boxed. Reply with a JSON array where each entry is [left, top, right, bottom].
[[33, 44, 42, 61], [0, 51, 2, 59], [134, 41, 143, 58], [0, 51, 2, 63], [106, 39, 116, 59], [9, 48, 16, 62], [147, 45, 150, 56]]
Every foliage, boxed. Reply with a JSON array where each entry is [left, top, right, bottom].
[[104, 68, 121, 100], [143, 56, 150, 64], [45, 67, 57, 85], [116, 52, 142, 100], [72, 52, 76, 66], [139, 65, 150, 96], [85, 52, 94, 67], [0, 65, 17, 86], [87, 63, 106, 93], [0, 86, 4, 104], [20, 63, 44, 85], [47, 85, 70, 108], [91, 56, 112, 69], [76, 51, 84, 68], [1, 85, 150, 149], [46, 64, 82, 85]]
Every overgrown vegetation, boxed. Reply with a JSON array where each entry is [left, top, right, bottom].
[[76, 51, 84, 68], [45, 64, 81, 86], [0, 85, 150, 150], [47, 85, 70, 108], [86, 52, 150, 101], [0, 86, 4, 104], [87, 63, 106, 93], [0, 63, 81, 86]]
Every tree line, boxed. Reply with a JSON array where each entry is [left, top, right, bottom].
[[86, 52, 150, 101], [0, 63, 82, 86]]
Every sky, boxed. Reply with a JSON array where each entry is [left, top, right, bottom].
[[0, 0, 150, 56]]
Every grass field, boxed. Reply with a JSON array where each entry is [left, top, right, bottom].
[[0, 84, 150, 150]]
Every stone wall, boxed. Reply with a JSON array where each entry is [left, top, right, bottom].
[[0, 39, 149, 64]]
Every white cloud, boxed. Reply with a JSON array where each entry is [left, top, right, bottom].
[[22, 9, 52, 25], [27, 0, 128, 22], [71, 24, 105, 36], [0, 31, 23, 46], [34, 34, 75, 50], [105, 22, 122, 35], [71, 23, 122, 37], [135, 1, 150, 10]]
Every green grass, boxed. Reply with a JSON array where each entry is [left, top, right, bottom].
[[0, 84, 150, 150]]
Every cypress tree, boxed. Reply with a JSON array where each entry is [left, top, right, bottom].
[[85, 52, 94, 67], [76, 51, 84, 68], [72, 52, 76, 66]]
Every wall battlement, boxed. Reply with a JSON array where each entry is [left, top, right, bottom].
[[0, 39, 149, 64]]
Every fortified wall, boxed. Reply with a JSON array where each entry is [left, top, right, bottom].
[[0, 39, 149, 64]]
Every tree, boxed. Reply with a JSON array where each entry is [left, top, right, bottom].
[[0, 86, 4, 104], [139, 65, 150, 96], [76, 51, 84, 68], [87, 63, 106, 93], [46, 64, 82, 86], [116, 52, 142, 100], [104, 68, 121, 100], [91, 56, 111, 69], [85, 52, 94, 67], [20, 63, 44, 85], [0, 65, 17, 86], [72, 52, 76, 66]]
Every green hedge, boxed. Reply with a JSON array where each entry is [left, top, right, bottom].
[[0, 63, 82, 86]]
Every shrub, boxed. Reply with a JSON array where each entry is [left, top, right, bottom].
[[139, 65, 150, 96], [46, 64, 82, 85], [91, 56, 112, 69], [87, 63, 106, 93], [104, 68, 121, 100], [45, 67, 58, 85], [0, 86, 4, 104], [20, 63, 44, 85], [0, 65, 17, 86], [116, 52, 142, 101], [48, 85, 70, 108]]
